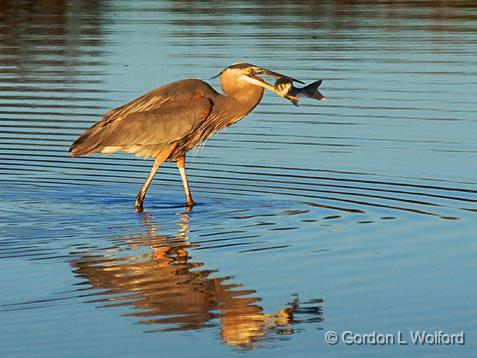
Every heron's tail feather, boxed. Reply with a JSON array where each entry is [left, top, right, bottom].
[[69, 143, 99, 157], [69, 122, 104, 157]]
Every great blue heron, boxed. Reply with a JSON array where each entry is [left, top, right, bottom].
[[69, 63, 301, 210]]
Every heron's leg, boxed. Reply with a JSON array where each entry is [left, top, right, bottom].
[[135, 146, 175, 211], [135, 160, 161, 210], [176, 155, 195, 208]]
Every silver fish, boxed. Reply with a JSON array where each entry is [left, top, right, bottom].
[[274, 78, 325, 106]]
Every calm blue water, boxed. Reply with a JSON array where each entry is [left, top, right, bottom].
[[1, 1, 476, 357]]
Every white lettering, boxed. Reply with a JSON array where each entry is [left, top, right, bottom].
[[342, 331, 395, 345], [398, 330, 407, 345], [411, 331, 465, 345]]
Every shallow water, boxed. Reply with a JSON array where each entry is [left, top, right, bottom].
[[1, 1, 476, 357]]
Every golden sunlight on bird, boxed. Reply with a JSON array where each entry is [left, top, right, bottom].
[[69, 63, 324, 210]]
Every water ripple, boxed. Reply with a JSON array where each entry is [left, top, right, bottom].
[[1, 1, 476, 356]]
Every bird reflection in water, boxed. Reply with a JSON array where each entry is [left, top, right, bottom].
[[70, 211, 323, 348]]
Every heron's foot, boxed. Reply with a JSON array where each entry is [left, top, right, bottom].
[[135, 193, 145, 212], [186, 198, 195, 210]]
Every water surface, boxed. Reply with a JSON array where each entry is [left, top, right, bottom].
[[1, 1, 476, 357]]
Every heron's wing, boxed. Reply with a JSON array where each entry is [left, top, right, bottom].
[[100, 79, 214, 125], [69, 79, 219, 157], [101, 98, 212, 146], [70, 95, 213, 157]]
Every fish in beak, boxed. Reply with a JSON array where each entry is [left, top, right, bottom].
[[239, 64, 304, 96], [240, 65, 326, 106], [274, 77, 325, 106]]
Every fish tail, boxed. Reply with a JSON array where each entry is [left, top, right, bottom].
[[303, 79, 325, 100]]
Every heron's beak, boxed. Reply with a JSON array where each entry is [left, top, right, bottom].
[[252, 66, 304, 84], [240, 74, 278, 93]]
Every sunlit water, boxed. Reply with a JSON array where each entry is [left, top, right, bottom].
[[1, 1, 476, 357]]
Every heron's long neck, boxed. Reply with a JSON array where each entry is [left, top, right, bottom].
[[219, 84, 264, 120], [172, 83, 264, 156]]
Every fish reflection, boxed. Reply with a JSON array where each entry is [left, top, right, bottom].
[[70, 212, 323, 348]]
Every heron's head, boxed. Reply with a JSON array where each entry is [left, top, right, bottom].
[[217, 63, 302, 100]]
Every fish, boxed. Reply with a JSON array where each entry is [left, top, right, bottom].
[[274, 78, 325, 106]]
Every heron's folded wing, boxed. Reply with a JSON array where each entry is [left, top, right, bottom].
[[101, 97, 212, 147], [70, 97, 212, 156]]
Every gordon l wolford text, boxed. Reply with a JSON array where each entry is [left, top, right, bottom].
[[340, 330, 465, 345]]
